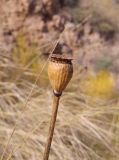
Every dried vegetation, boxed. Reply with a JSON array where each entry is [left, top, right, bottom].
[[0, 49, 119, 160], [0, 0, 119, 160]]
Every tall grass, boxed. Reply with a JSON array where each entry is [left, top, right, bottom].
[[0, 50, 119, 160]]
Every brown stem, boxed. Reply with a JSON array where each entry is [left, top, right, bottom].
[[43, 95, 60, 160]]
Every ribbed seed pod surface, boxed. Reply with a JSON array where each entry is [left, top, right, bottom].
[[48, 56, 73, 94]]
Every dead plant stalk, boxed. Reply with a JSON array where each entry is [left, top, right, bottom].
[[43, 54, 73, 160]]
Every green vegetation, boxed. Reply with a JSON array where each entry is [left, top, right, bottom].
[[94, 54, 113, 71], [71, 0, 119, 33]]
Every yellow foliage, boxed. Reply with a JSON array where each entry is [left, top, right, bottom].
[[80, 70, 115, 99], [13, 34, 37, 66], [12, 33, 48, 86]]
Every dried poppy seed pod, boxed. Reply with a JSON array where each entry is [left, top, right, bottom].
[[43, 54, 73, 160], [48, 54, 73, 96]]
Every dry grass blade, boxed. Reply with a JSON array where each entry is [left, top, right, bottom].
[[1, 40, 59, 160], [0, 87, 119, 160], [6, 121, 43, 160], [0, 38, 119, 160], [0, 54, 48, 160]]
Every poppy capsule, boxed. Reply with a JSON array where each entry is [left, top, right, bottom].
[[48, 54, 73, 96]]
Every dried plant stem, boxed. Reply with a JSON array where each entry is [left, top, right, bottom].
[[43, 95, 60, 160]]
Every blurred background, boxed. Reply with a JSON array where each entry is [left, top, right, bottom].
[[0, 0, 119, 159]]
